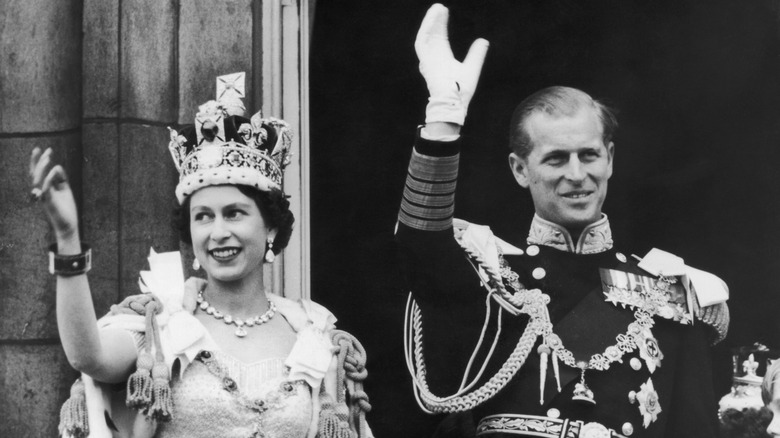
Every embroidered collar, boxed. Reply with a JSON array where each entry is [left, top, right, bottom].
[[527, 214, 613, 254]]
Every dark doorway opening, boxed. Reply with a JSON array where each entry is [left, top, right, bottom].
[[311, 1, 780, 435]]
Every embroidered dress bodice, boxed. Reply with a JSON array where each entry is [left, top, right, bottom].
[[155, 352, 312, 438]]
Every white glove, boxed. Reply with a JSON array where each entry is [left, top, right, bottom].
[[415, 4, 489, 125]]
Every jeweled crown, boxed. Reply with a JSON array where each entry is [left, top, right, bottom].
[[168, 72, 293, 204]]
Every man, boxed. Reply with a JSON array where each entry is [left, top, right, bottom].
[[397, 5, 729, 438]]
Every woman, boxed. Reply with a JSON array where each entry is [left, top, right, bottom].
[[30, 73, 372, 438], [763, 359, 780, 437]]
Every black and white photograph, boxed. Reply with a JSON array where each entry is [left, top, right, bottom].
[[3, 1, 780, 437]]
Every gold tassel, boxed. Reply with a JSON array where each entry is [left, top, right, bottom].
[[147, 362, 172, 421], [318, 395, 353, 438], [126, 351, 154, 408], [537, 345, 550, 405], [59, 379, 89, 438]]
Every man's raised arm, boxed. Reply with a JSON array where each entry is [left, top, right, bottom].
[[397, 3, 488, 234]]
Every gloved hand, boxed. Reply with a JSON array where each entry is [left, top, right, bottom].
[[415, 3, 489, 125]]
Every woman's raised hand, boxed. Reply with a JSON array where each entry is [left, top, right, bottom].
[[415, 3, 489, 126], [29, 147, 80, 243]]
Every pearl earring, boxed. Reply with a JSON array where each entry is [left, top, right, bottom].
[[265, 238, 275, 263]]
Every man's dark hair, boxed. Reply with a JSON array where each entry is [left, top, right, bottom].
[[508, 86, 618, 159]]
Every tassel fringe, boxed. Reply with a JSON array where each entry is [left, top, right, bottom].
[[123, 296, 173, 422], [126, 352, 154, 408], [59, 379, 89, 438], [147, 363, 173, 421], [318, 395, 354, 438]]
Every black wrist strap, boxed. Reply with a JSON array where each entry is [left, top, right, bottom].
[[48, 244, 92, 276]]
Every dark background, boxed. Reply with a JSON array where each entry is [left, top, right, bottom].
[[310, 0, 780, 435]]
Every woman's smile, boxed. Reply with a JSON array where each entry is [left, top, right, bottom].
[[209, 247, 242, 262]]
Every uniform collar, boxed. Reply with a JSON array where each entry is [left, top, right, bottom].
[[527, 214, 613, 254]]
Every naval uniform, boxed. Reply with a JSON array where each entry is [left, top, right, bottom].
[[396, 134, 723, 438]]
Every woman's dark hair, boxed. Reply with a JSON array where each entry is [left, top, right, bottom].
[[173, 185, 295, 254]]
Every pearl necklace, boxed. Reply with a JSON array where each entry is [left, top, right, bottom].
[[196, 290, 277, 338]]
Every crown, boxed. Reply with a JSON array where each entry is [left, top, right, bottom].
[[168, 72, 293, 204]]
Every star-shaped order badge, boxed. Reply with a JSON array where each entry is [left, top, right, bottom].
[[636, 378, 662, 428], [637, 328, 663, 373]]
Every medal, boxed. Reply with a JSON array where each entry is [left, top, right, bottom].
[[572, 364, 596, 405]]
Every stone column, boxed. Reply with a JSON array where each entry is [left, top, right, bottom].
[[116, 0, 180, 293], [0, 1, 84, 436]]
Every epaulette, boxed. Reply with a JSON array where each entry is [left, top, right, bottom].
[[452, 218, 526, 315], [614, 248, 730, 343]]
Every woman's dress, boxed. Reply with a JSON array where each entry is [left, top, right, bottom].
[[154, 348, 313, 437], [60, 250, 372, 438]]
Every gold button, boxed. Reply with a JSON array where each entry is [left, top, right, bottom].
[[526, 245, 540, 256], [546, 408, 560, 419], [622, 422, 634, 436], [616, 252, 627, 263], [630, 357, 642, 371], [532, 267, 546, 280]]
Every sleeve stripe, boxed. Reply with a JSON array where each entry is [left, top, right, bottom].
[[402, 194, 455, 210], [405, 185, 456, 197], [404, 187, 455, 207], [407, 173, 459, 185], [409, 150, 459, 180], [397, 148, 459, 231], [405, 179, 457, 196], [398, 209, 454, 231], [400, 202, 455, 219], [399, 210, 453, 222]]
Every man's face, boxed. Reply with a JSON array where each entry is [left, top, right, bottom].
[[508, 107, 614, 230]]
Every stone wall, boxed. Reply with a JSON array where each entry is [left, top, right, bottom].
[[0, 1, 260, 435]]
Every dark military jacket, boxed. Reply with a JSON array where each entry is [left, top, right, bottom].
[[396, 134, 721, 438]]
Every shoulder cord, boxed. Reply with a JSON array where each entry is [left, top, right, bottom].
[[318, 330, 372, 438], [457, 247, 508, 393], [112, 294, 173, 421], [453, 244, 527, 395], [403, 246, 552, 413], [405, 295, 543, 413], [459, 293, 503, 393], [59, 294, 172, 437]]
